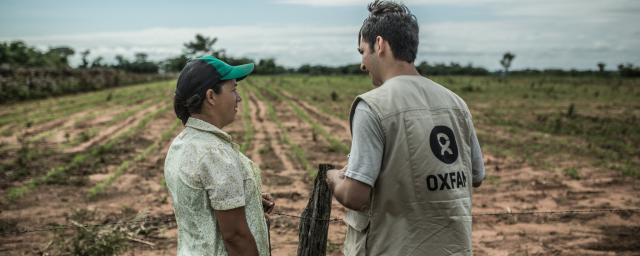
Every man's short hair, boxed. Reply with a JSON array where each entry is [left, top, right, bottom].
[[359, 0, 419, 63]]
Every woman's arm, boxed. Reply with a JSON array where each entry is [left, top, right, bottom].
[[215, 207, 259, 256]]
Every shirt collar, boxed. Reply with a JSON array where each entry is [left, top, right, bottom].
[[185, 117, 233, 143]]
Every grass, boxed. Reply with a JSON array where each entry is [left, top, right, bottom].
[[256, 75, 370, 121], [245, 74, 640, 178], [0, 80, 173, 136], [563, 167, 580, 180], [25, 87, 166, 150], [63, 99, 159, 149], [262, 85, 350, 155], [248, 83, 315, 176], [0, 81, 174, 185], [452, 76, 640, 176], [52, 209, 129, 255], [2, 74, 638, 195], [88, 119, 181, 198], [238, 86, 254, 154], [5, 103, 172, 201]]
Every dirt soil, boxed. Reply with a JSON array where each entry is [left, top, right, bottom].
[[1, 89, 639, 256]]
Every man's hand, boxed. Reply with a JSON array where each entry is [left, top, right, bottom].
[[261, 193, 275, 214], [326, 166, 347, 191], [326, 165, 372, 211]]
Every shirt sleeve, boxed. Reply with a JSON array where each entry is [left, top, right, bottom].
[[344, 100, 384, 187], [201, 147, 246, 210], [469, 119, 485, 183]]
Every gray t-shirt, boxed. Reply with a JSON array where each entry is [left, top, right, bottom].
[[345, 101, 485, 186]]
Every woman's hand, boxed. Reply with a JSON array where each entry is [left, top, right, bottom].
[[261, 193, 275, 214]]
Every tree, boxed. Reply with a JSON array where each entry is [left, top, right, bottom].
[[115, 55, 127, 67], [500, 52, 515, 76], [1, 41, 77, 68], [1, 41, 41, 67], [162, 54, 188, 73], [79, 50, 91, 69], [618, 63, 640, 77], [91, 56, 104, 68], [597, 62, 606, 73], [183, 34, 220, 57], [111, 52, 159, 74], [45, 47, 74, 68], [134, 52, 148, 63]]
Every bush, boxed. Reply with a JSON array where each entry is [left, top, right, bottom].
[[0, 68, 171, 104], [53, 209, 129, 256]]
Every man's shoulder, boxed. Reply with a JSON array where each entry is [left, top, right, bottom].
[[417, 76, 470, 109]]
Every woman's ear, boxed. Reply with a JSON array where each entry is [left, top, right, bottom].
[[205, 89, 217, 106]]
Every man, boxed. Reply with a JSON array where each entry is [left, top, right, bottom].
[[164, 55, 274, 256], [326, 1, 485, 255]]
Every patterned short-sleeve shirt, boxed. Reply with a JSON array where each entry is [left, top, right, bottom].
[[164, 117, 269, 256]]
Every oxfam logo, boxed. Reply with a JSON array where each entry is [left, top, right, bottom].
[[429, 126, 459, 164]]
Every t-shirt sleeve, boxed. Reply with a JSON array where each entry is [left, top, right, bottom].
[[201, 147, 246, 210], [344, 101, 384, 187], [469, 119, 485, 183]]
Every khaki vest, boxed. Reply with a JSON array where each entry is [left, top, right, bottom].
[[345, 75, 474, 256]]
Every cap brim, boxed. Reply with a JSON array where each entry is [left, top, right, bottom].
[[221, 63, 255, 81]]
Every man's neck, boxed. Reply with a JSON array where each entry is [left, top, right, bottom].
[[381, 60, 420, 83]]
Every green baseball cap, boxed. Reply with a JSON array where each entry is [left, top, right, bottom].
[[175, 55, 255, 115], [195, 55, 254, 81]]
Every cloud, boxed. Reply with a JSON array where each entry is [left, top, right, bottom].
[[3, 5, 638, 71], [1, 26, 362, 68], [276, 0, 640, 22], [274, 0, 502, 6]]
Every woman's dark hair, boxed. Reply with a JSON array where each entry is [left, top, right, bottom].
[[359, 0, 419, 63], [174, 60, 223, 125]]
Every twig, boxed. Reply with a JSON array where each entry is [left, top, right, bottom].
[[69, 220, 88, 231], [127, 236, 155, 247]]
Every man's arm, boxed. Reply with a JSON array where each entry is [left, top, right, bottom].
[[215, 207, 259, 256], [326, 101, 382, 211], [469, 115, 485, 188], [327, 167, 372, 211]]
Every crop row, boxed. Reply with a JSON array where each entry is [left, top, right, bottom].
[[6, 103, 172, 201], [247, 84, 315, 176], [88, 118, 181, 198]]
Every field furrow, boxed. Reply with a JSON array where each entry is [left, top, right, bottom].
[[0, 75, 638, 255], [249, 81, 349, 255]]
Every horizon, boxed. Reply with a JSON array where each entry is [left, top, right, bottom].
[[1, 0, 639, 71]]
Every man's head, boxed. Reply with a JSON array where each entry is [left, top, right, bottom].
[[174, 55, 254, 127], [358, 0, 419, 85]]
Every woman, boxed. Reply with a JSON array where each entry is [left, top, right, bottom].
[[164, 55, 274, 256]]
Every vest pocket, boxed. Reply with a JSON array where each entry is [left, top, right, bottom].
[[344, 209, 370, 232]]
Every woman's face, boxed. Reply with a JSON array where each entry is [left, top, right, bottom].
[[212, 79, 241, 127]]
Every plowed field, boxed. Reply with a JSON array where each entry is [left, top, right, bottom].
[[1, 75, 638, 255]]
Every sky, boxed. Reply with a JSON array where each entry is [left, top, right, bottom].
[[1, 0, 639, 71]]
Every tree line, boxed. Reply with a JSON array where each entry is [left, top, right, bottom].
[[3, 35, 638, 77], [0, 41, 170, 103], [2, 34, 639, 103]]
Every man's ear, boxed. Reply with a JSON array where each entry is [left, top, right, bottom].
[[375, 36, 385, 56]]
